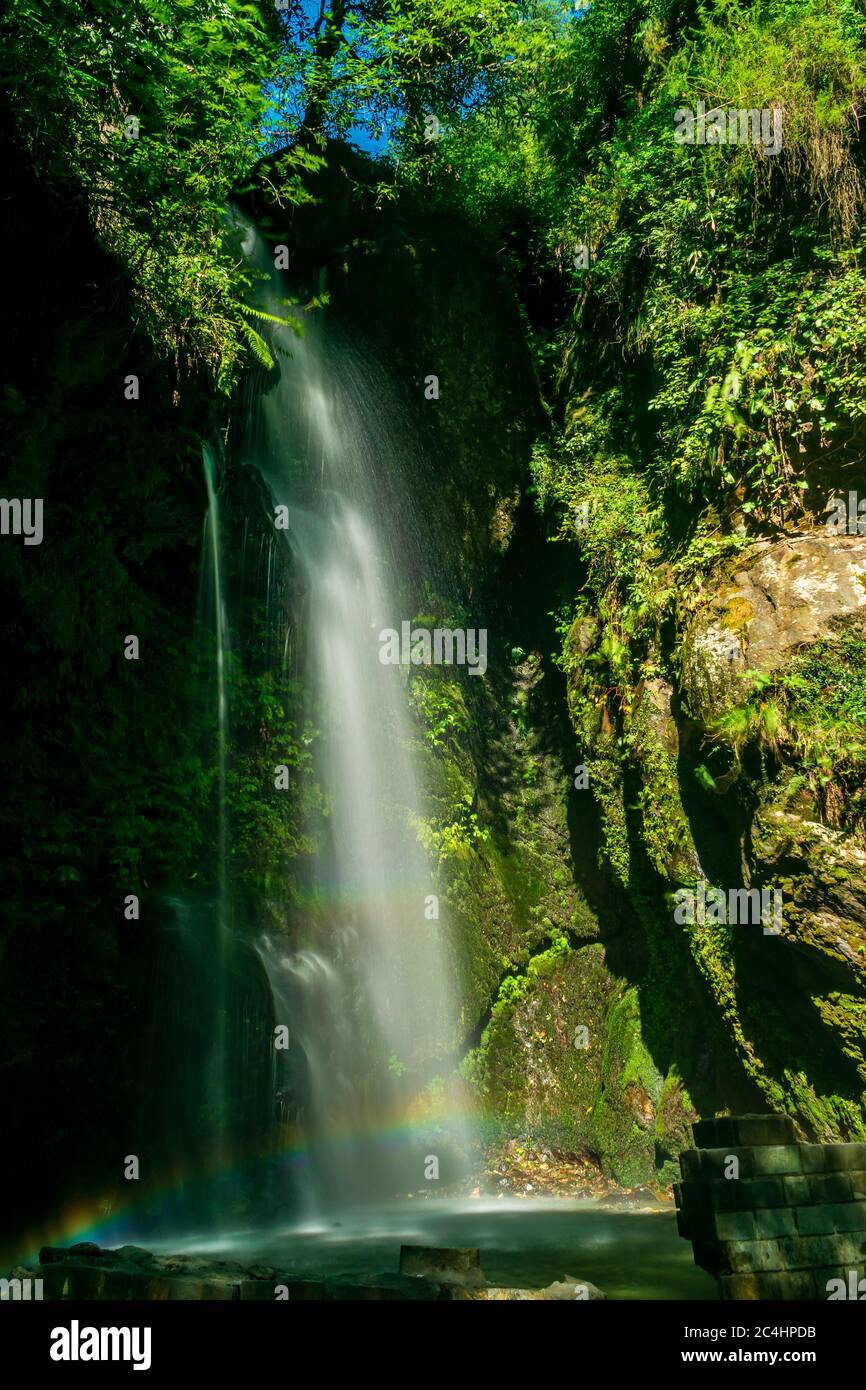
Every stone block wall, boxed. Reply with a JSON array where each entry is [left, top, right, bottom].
[[674, 1114, 866, 1299]]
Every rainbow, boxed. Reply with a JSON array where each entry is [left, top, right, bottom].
[[3, 1097, 476, 1269]]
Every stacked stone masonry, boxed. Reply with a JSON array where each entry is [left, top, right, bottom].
[[674, 1114, 866, 1300]]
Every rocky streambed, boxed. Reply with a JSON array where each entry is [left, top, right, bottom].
[[8, 1240, 606, 1301]]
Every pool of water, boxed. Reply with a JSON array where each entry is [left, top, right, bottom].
[[139, 1198, 717, 1300]]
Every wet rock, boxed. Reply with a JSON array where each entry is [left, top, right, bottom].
[[115, 1245, 154, 1266], [33, 1244, 447, 1301], [399, 1244, 485, 1286], [543, 1275, 606, 1300], [448, 1275, 606, 1300]]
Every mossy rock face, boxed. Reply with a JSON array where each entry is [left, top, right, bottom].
[[556, 525, 866, 1155], [464, 950, 696, 1186], [592, 989, 658, 1186], [407, 637, 604, 1051], [465, 944, 620, 1146], [655, 1068, 699, 1168], [749, 804, 866, 1127], [584, 731, 632, 890], [626, 678, 701, 885], [593, 987, 697, 1187], [753, 807, 866, 976], [682, 536, 866, 724], [631, 679, 679, 761]]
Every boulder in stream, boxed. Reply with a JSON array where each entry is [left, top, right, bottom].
[[399, 1244, 485, 1286]]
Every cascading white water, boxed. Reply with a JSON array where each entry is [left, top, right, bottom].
[[237, 218, 468, 1212]]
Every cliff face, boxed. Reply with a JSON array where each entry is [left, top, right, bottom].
[[678, 540, 866, 1140], [550, 440, 866, 1152]]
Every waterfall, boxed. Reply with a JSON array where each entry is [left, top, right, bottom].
[[236, 217, 469, 1214]]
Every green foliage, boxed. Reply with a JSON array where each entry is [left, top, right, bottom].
[[273, 0, 520, 147], [409, 670, 469, 748], [418, 0, 866, 533], [711, 632, 866, 830], [535, 428, 669, 736], [413, 790, 490, 862], [3, 0, 321, 387], [489, 933, 571, 1017]]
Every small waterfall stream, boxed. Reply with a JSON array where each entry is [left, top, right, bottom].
[[200, 443, 231, 1155]]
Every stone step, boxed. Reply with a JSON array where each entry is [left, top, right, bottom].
[[692, 1113, 798, 1149], [679, 1143, 866, 1182], [678, 1198, 866, 1244], [675, 1169, 866, 1220]]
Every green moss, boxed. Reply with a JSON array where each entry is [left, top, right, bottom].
[[719, 594, 753, 635], [627, 690, 696, 885], [592, 988, 661, 1187], [812, 993, 866, 1084], [463, 943, 623, 1155], [585, 744, 631, 888]]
